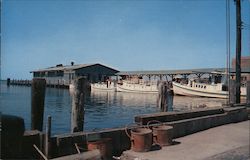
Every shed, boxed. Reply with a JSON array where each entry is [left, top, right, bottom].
[[31, 63, 119, 86]]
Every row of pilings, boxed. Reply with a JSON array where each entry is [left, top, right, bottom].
[[7, 78, 32, 86], [7, 78, 69, 89], [2, 77, 87, 159]]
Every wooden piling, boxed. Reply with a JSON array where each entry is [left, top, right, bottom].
[[229, 80, 236, 105], [7, 78, 10, 86], [235, 0, 242, 104], [157, 82, 168, 111], [31, 78, 46, 131], [247, 81, 250, 107], [167, 85, 174, 111], [45, 116, 51, 158], [71, 77, 86, 133]]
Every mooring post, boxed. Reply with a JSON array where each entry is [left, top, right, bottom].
[[167, 84, 174, 111], [157, 82, 163, 109], [45, 116, 51, 158], [229, 80, 236, 106], [71, 77, 86, 132], [235, 0, 242, 104], [31, 78, 46, 131], [157, 82, 168, 111], [247, 81, 250, 107], [7, 78, 10, 86]]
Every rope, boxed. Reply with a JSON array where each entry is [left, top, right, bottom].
[[74, 143, 81, 154], [33, 144, 48, 160]]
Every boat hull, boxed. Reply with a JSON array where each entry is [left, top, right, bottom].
[[173, 82, 246, 98], [173, 82, 228, 98], [91, 83, 116, 91], [116, 83, 158, 94]]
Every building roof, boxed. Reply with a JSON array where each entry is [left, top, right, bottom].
[[31, 64, 250, 76], [116, 67, 250, 76], [232, 56, 250, 68], [31, 63, 118, 73], [231, 67, 250, 73], [116, 68, 226, 76]]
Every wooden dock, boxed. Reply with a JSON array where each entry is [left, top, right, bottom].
[[7, 79, 69, 89], [2, 94, 249, 160], [8, 79, 32, 86]]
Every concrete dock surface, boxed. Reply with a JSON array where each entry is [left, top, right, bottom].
[[122, 120, 250, 160]]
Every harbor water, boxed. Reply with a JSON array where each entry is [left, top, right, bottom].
[[0, 80, 227, 135]]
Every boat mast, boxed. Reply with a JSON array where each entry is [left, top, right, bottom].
[[235, 0, 242, 103]]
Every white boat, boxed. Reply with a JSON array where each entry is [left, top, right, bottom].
[[69, 83, 75, 94], [116, 80, 158, 94], [91, 81, 116, 91], [173, 80, 246, 98]]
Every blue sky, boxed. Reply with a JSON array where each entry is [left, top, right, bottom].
[[1, 0, 250, 79]]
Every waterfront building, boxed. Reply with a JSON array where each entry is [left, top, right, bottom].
[[232, 56, 250, 81], [31, 63, 119, 86]]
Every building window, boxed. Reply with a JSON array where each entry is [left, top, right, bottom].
[[41, 72, 46, 77], [57, 71, 64, 77], [34, 72, 40, 77], [48, 71, 55, 77]]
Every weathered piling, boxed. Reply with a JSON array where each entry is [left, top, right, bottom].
[[229, 80, 236, 105], [71, 77, 86, 132], [45, 116, 52, 158], [157, 82, 166, 111], [235, 0, 242, 104], [167, 84, 174, 111], [157, 82, 173, 111], [247, 81, 250, 107], [31, 78, 46, 131], [7, 78, 10, 86]]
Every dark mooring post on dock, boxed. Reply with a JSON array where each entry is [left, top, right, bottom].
[[71, 77, 86, 133], [7, 78, 11, 86], [31, 78, 46, 131]]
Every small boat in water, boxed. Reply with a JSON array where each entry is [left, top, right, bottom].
[[69, 83, 75, 93], [173, 80, 246, 98], [69, 81, 116, 93], [91, 81, 116, 91], [116, 80, 158, 93]]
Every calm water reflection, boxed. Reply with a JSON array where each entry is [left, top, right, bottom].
[[0, 81, 226, 135]]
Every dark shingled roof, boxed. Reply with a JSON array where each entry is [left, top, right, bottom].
[[31, 63, 118, 73]]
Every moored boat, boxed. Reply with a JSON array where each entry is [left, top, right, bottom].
[[116, 80, 158, 94], [91, 81, 116, 91], [173, 80, 246, 98]]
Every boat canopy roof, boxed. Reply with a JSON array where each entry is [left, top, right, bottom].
[[116, 67, 250, 76]]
